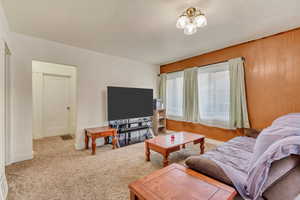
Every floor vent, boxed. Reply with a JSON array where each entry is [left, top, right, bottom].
[[60, 134, 73, 140]]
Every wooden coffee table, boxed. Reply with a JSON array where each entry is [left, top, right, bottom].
[[129, 163, 237, 200], [145, 132, 205, 167]]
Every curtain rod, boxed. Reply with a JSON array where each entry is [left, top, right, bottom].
[[158, 57, 245, 76]]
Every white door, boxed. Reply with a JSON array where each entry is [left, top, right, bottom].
[[43, 74, 71, 137]]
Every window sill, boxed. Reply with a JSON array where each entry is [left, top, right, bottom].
[[166, 115, 184, 121], [166, 117, 236, 130]]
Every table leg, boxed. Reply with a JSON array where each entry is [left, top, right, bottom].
[[113, 129, 119, 149], [85, 132, 89, 149], [145, 142, 150, 161], [163, 153, 169, 167], [112, 136, 117, 149], [104, 137, 108, 145], [91, 137, 96, 155], [200, 138, 205, 154], [116, 137, 120, 148], [130, 191, 138, 200]]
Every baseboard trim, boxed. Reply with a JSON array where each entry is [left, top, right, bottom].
[[4, 161, 12, 166], [75, 137, 105, 150], [0, 175, 8, 200], [11, 153, 33, 164], [75, 142, 83, 150]]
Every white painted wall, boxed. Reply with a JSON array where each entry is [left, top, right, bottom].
[[9, 32, 159, 162], [32, 61, 77, 139]]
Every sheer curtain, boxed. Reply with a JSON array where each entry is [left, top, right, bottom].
[[158, 73, 167, 109], [198, 62, 231, 128], [229, 57, 250, 128], [183, 67, 199, 122], [166, 71, 184, 119]]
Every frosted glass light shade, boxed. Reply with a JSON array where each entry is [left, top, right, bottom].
[[176, 15, 189, 29], [194, 15, 207, 27], [184, 23, 197, 35]]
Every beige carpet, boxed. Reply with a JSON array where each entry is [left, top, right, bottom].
[[6, 136, 217, 200]]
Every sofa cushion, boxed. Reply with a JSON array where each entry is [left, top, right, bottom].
[[185, 136, 256, 186], [244, 128, 261, 138], [185, 156, 233, 186]]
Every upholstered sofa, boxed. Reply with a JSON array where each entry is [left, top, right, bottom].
[[185, 129, 300, 200]]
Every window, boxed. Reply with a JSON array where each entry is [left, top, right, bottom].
[[198, 62, 230, 128], [166, 71, 183, 118]]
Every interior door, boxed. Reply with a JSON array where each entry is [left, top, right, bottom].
[[43, 74, 71, 137]]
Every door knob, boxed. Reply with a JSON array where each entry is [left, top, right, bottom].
[[67, 106, 70, 110]]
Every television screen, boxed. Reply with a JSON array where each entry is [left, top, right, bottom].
[[107, 86, 153, 121]]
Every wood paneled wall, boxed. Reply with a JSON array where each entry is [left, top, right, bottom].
[[161, 28, 300, 141]]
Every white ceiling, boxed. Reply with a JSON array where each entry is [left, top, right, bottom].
[[2, 0, 300, 65]]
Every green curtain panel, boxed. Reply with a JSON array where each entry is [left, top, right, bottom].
[[183, 67, 199, 122], [159, 73, 167, 109], [229, 57, 250, 129]]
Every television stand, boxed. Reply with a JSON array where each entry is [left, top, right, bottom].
[[109, 118, 154, 147]]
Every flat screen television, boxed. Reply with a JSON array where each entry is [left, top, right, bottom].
[[107, 86, 153, 121]]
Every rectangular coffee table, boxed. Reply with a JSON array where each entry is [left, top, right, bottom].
[[129, 163, 237, 200], [145, 132, 205, 167]]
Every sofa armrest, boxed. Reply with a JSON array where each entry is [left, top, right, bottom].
[[263, 160, 300, 200], [264, 155, 300, 191], [244, 128, 261, 138]]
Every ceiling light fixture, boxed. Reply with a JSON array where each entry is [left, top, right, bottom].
[[176, 7, 207, 35]]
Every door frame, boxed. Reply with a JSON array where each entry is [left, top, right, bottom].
[[4, 43, 11, 165], [0, 40, 8, 199], [32, 60, 77, 139]]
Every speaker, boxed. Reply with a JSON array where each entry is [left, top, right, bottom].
[[153, 99, 157, 110]]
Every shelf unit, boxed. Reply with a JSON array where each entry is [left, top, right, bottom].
[[152, 109, 167, 135], [109, 118, 153, 147]]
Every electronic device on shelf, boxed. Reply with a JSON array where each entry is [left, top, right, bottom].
[[107, 86, 154, 147], [153, 99, 164, 110], [107, 86, 153, 121], [109, 117, 154, 147]]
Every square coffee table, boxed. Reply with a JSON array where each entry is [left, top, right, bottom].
[[145, 132, 205, 167], [129, 163, 237, 200]]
